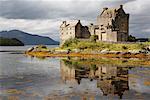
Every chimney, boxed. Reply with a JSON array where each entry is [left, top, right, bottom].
[[103, 7, 108, 10], [120, 5, 123, 9], [63, 21, 66, 25]]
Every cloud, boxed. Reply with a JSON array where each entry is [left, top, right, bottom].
[[0, 0, 149, 40], [124, 0, 150, 38], [0, 0, 132, 20], [0, 17, 60, 40]]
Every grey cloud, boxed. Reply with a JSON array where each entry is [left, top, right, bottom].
[[0, 0, 66, 19], [0, 0, 149, 39], [0, 0, 133, 20]]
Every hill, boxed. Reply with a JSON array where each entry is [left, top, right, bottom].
[[0, 37, 24, 46], [0, 30, 59, 45]]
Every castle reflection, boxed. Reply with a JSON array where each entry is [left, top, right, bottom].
[[60, 58, 130, 99]]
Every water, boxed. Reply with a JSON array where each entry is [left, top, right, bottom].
[[0, 46, 150, 100]]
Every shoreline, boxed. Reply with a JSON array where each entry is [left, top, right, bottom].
[[25, 51, 150, 59]]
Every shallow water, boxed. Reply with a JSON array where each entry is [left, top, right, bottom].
[[0, 46, 150, 100]]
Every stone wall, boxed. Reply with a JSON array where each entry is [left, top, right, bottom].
[[60, 23, 76, 44]]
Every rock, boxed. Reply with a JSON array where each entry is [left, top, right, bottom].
[[139, 50, 148, 54], [100, 49, 110, 54], [26, 47, 34, 52], [129, 49, 149, 54], [128, 50, 140, 54], [109, 51, 120, 54], [148, 46, 150, 50], [90, 51, 99, 54], [35, 45, 47, 49], [26, 45, 48, 52], [116, 52, 121, 54], [120, 52, 131, 55], [144, 46, 150, 51], [54, 49, 70, 54], [73, 49, 81, 53], [147, 51, 150, 55]]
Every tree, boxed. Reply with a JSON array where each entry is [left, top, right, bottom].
[[128, 35, 136, 42]]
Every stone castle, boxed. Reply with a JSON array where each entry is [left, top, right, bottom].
[[60, 5, 129, 45]]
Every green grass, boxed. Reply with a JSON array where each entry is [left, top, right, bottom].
[[62, 57, 150, 68], [60, 38, 150, 52]]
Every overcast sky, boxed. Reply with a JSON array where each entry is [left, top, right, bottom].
[[0, 0, 150, 40]]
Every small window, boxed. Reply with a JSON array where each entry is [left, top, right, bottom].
[[101, 28, 104, 30], [70, 32, 71, 34], [62, 33, 63, 35]]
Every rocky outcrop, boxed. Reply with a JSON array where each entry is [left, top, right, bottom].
[[26, 45, 49, 52]]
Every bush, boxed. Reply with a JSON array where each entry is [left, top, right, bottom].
[[122, 46, 128, 50], [62, 38, 79, 48], [90, 35, 98, 42], [128, 35, 136, 42]]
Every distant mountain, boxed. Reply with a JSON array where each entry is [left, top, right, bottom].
[[0, 30, 59, 45], [0, 37, 24, 46]]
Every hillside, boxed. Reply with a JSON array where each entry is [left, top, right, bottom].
[[0, 30, 59, 45], [0, 37, 24, 46]]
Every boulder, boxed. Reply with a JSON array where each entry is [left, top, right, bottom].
[[73, 49, 81, 53], [54, 49, 70, 54], [129, 49, 149, 54], [145, 45, 150, 51], [109, 51, 120, 54], [26, 47, 34, 52], [100, 49, 110, 54], [26, 45, 48, 52], [128, 50, 140, 54]]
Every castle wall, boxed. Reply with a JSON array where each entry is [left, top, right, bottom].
[[60, 26, 76, 44], [81, 26, 91, 38], [75, 22, 82, 38], [107, 31, 118, 42]]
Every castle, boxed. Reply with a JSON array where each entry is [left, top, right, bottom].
[[60, 5, 129, 45]]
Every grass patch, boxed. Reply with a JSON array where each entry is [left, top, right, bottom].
[[60, 38, 150, 52]]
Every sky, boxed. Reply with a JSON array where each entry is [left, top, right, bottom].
[[0, 0, 150, 41]]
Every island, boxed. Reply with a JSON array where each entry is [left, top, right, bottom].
[[0, 37, 24, 46], [25, 5, 150, 59]]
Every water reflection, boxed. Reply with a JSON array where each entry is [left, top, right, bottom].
[[0, 54, 150, 100], [60, 58, 140, 99]]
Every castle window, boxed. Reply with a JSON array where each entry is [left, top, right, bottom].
[[70, 32, 72, 34], [62, 33, 63, 35], [101, 28, 104, 30]]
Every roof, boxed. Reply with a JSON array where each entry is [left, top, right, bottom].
[[60, 20, 80, 28], [100, 5, 125, 18], [100, 8, 118, 17]]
